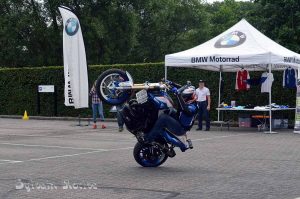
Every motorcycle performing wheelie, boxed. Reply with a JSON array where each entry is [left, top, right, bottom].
[[95, 69, 198, 167]]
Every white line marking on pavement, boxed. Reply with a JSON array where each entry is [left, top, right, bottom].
[[0, 146, 135, 165], [0, 142, 110, 151], [0, 134, 64, 138], [0, 159, 23, 163], [105, 147, 134, 151], [0, 152, 98, 165], [24, 150, 107, 162], [192, 134, 249, 142], [0, 133, 136, 142], [0, 134, 248, 165], [24, 147, 135, 162], [0, 134, 244, 152]]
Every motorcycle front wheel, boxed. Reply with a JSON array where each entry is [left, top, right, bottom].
[[133, 142, 168, 167], [95, 69, 132, 105]]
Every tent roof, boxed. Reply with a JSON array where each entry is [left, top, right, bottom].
[[165, 19, 300, 72]]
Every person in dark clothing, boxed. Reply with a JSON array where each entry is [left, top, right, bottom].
[[116, 105, 125, 132]]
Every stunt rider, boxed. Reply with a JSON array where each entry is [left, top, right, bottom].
[[143, 83, 198, 149]]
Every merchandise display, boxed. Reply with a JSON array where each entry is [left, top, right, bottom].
[[236, 69, 250, 91], [220, 103, 290, 110], [283, 67, 297, 89], [261, 72, 274, 93]]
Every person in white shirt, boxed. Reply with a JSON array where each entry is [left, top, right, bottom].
[[195, 80, 211, 131]]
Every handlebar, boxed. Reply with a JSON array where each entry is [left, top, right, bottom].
[[165, 80, 182, 88], [164, 79, 191, 94], [113, 79, 191, 92], [177, 85, 189, 94]]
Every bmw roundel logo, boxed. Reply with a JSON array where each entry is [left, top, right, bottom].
[[214, 31, 246, 48], [65, 18, 79, 36]]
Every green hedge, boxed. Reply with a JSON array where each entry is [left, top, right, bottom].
[[0, 63, 296, 121]]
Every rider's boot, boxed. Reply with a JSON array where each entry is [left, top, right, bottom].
[[187, 139, 193, 149], [166, 148, 176, 157], [157, 143, 176, 158]]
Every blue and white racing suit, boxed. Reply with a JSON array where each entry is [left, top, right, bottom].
[[146, 93, 198, 142]]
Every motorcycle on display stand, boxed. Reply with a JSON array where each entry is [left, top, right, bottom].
[[95, 69, 194, 167]]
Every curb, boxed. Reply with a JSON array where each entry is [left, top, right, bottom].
[[0, 115, 117, 122]]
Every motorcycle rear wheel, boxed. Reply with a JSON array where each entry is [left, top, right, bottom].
[[133, 142, 168, 167]]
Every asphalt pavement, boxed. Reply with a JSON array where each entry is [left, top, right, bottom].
[[0, 118, 299, 199]]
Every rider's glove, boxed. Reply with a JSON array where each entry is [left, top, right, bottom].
[[171, 87, 178, 94]]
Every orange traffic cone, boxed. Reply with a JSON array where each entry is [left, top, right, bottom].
[[22, 110, 29, 120]]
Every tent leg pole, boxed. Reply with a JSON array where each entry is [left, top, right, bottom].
[[269, 64, 272, 133], [164, 65, 167, 80], [218, 70, 222, 121]]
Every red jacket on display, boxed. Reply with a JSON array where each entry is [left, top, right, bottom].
[[235, 69, 250, 91]]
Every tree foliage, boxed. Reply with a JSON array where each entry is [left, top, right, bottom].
[[0, 0, 300, 67], [0, 64, 295, 122]]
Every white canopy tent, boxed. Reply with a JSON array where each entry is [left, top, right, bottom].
[[165, 19, 300, 133]]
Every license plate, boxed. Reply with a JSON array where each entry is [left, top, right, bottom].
[[136, 89, 148, 104]]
